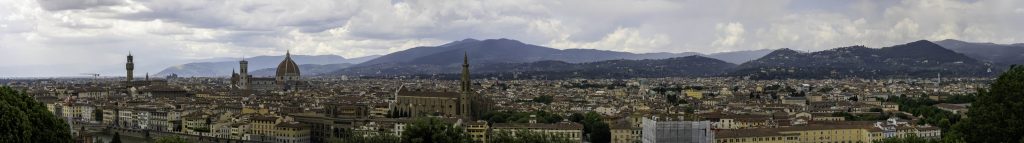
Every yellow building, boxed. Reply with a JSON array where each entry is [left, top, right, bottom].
[[466, 121, 489, 143], [251, 115, 282, 141], [273, 122, 311, 143], [714, 123, 887, 143], [715, 129, 799, 143], [686, 89, 704, 99], [610, 123, 641, 143], [241, 107, 270, 114]]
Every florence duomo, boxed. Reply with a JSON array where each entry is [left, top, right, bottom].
[[232, 50, 306, 91], [4, 0, 1024, 143]]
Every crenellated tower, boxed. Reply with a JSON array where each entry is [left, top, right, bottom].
[[126, 52, 134, 86]]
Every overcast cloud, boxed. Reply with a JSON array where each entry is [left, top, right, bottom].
[[1, 0, 1023, 77]]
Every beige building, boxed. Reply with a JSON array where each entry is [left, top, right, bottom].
[[611, 122, 641, 143], [273, 122, 311, 143]]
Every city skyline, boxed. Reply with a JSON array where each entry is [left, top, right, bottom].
[[3, 0, 1024, 77]]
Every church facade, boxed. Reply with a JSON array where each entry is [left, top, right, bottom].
[[394, 53, 487, 119]]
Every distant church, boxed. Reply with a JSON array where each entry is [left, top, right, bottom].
[[231, 51, 305, 91], [393, 53, 490, 119]]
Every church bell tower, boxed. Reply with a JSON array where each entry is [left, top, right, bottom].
[[459, 52, 472, 119]]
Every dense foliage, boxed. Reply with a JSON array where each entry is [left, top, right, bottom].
[[953, 65, 1024, 142], [401, 117, 469, 143], [831, 112, 888, 121], [887, 96, 962, 130], [480, 110, 564, 124], [570, 111, 610, 143], [531, 95, 553, 104], [154, 136, 189, 143], [489, 130, 574, 143], [330, 134, 400, 143], [110, 132, 122, 143], [0, 86, 73, 143]]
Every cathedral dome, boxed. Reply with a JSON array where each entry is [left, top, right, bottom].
[[276, 51, 301, 78]]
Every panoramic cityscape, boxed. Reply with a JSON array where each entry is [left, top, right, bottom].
[[2, 0, 1024, 143]]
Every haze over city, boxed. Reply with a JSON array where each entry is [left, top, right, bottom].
[[3, 0, 1024, 77]]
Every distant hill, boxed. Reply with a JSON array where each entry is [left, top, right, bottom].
[[934, 39, 1024, 68], [248, 63, 353, 77], [157, 55, 379, 77], [733, 40, 992, 79], [339, 38, 699, 76], [704, 49, 776, 64], [472, 55, 736, 79]]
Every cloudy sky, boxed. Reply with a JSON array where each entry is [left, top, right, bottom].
[[2, 0, 1023, 77]]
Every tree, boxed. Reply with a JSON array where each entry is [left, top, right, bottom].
[[873, 134, 934, 143], [532, 95, 553, 104], [490, 130, 574, 143], [573, 111, 610, 143], [330, 134, 400, 143], [955, 65, 1024, 142], [110, 132, 122, 143], [666, 94, 679, 106], [0, 86, 73, 143], [94, 108, 104, 122], [401, 117, 468, 143], [155, 136, 189, 143], [590, 122, 611, 143]]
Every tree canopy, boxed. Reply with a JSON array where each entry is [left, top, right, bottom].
[[154, 136, 189, 143], [570, 111, 610, 143], [401, 117, 469, 143], [489, 130, 574, 143], [954, 65, 1024, 142], [0, 86, 72, 143]]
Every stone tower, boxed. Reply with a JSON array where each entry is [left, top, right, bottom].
[[126, 52, 134, 85], [239, 57, 249, 89], [459, 52, 472, 118]]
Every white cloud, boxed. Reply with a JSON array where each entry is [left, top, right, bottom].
[[36, 0, 126, 11], [547, 27, 670, 53], [712, 22, 745, 48], [1, 0, 1023, 77]]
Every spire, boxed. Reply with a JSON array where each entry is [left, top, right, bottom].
[[286, 50, 290, 57], [461, 51, 470, 92]]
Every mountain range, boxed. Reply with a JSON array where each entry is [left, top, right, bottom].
[[733, 40, 992, 79], [471, 56, 736, 79], [157, 38, 1022, 79], [157, 55, 379, 77], [354, 38, 703, 67], [935, 39, 1024, 67], [336, 38, 767, 76], [333, 39, 1006, 79]]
